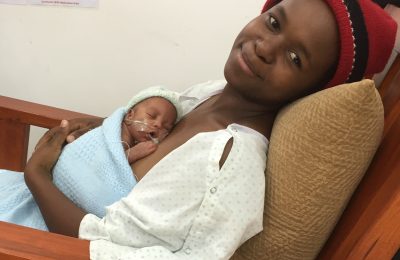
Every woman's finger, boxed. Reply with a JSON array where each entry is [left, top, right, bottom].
[[47, 120, 70, 146], [26, 120, 72, 175], [35, 120, 70, 151], [34, 127, 60, 151], [34, 129, 52, 151], [66, 128, 90, 143], [66, 117, 104, 143]]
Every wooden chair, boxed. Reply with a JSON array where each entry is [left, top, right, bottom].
[[0, 55, 399, 259]]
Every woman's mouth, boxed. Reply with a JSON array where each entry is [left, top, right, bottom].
[[238, 45, 259, 79]]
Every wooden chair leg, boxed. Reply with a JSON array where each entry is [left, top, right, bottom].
[[0, 119, 30, 172]]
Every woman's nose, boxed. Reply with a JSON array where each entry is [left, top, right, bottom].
[[255, 37, 280, 64]]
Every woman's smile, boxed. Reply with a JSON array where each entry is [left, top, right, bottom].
[[238, 44, 259, 79]]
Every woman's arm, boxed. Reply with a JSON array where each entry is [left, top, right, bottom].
[[24, 120, 87, 237]]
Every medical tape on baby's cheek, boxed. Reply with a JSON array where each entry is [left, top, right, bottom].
[[125, 119, 160, 144]]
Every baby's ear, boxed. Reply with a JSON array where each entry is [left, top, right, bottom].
[[123, 109, 134, 125], [126, 109, 134, 118]]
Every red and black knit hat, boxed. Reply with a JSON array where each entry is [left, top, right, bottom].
[[262, 0, 397, 88]]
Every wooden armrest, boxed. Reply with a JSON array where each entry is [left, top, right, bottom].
[[0, 95, 100, 171], [0, 95, 97, 129], [0, 221, 89, 260]]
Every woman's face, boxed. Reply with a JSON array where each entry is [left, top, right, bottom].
[[224, 0, 339, 108]]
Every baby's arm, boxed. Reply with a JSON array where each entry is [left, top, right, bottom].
[[126, 141, 157, 164]]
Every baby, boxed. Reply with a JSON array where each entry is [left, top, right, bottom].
[[120, 87, 182, 178]]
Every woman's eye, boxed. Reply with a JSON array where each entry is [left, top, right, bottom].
[[289, 51, 302, 67], [269, 15, 280, 31]]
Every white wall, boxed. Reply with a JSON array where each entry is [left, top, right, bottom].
[[0, 0, 265, 156]]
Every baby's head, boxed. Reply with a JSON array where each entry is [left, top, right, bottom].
[[224, 0, 397, 108], [124, 87, 182, 143]]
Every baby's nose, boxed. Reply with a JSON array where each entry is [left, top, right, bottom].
[[152, 118, 162, 129]]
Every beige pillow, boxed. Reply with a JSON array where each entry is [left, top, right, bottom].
[[231, 79, 384, 260]]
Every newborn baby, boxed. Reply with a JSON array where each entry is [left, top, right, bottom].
[[120, 88, 182, 180]]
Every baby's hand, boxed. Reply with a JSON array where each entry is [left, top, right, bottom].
[[126, 141, 157, 164]]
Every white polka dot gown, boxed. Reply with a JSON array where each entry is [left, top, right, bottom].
[[79, 81, 269, 260]]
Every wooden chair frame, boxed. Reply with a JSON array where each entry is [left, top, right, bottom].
[[0, 56, 399, 259]]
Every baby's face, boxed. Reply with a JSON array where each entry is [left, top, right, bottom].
[[125, 97, 177, 143]]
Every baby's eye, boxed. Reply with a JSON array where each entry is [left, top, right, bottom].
[[147, 113, 156, 118], [269, 15, 280, 31], [289, 51, 302, 68]]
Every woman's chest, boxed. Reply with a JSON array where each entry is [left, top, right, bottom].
[[132, 112, 224, 179]]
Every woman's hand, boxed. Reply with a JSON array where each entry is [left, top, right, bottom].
[[65, 117, 104, 143], [24, 119, 87, 237], [25, 120, 71, 181]]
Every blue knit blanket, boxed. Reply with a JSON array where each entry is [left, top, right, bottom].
[[0, 108, 136, 231]]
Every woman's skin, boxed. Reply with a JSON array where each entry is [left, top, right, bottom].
[[25, 121, 87, 237], [24, 0, 339, 238]]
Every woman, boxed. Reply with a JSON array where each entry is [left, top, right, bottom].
[[23, 0, 396, 259]]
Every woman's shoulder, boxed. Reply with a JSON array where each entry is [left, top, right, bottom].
[[216, 124, 267, 187], [178, 80, 226, 116], [202, 124, 268, 168], [179, 80, 227, 99], [228, 124, 268, 147]]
